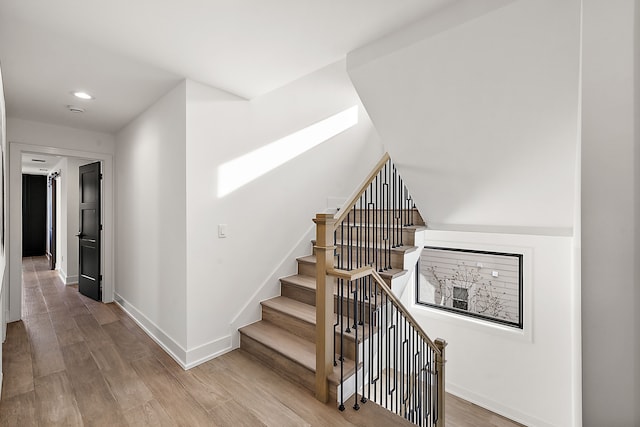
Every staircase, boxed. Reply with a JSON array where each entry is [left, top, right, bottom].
[[238, 209, 426, 403], [238, 153, 445, 427]]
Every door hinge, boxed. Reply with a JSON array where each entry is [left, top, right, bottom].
[[99, 173, 103, 180], [99, 274, 103, 282], [99, 224, 103, 231]]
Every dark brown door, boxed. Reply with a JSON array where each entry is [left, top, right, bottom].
[[48, 177, 57, 270], [78, 162, 101, 301]]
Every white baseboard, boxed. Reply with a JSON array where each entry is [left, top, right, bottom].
[[57, 270, 78, 285], [447, 382, 555, 427], [185, 335, 233, 369], [114, 293, 233, 370], [114, 293, 188, 368]]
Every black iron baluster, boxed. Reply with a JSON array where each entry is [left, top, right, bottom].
[[353, 278, 360, 410]]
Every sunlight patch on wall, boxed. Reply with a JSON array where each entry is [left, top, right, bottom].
[[217, 106, 358, 198]]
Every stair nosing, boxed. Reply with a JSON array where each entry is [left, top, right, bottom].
[[239, 321, 357, 376], [261, 295, 372, 343]]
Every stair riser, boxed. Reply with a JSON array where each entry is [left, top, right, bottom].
[[262, 306, 362, 361], [240, 333, 315, 393], [281, 281, 316, 306], [262, 306, 315, 342], [335, 228, 417, 246], [298, 261, 317, 277], [332, 247, 406, 270], [342, 209, 425, 226], [280, 282, 382, 324]]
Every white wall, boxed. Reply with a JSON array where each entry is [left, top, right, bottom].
[[8, 118, 114, 154], [115, 81, 188, 361], [56, 158, 69, 279], [581, 1, 638, 425], [183, 60, 383, 365], [405, 230, 577, 427], [51, 156, 96, 284], [348, 0, 581, 233], [0, 59, 8, 396], [347, 1, 582, 425], [636, 3, 640, 424], [7, 119, 115, 321]]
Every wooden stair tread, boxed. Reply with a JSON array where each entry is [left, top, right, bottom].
[[240, 321, 316, 370], [280, 273, 316, 289], [262, 296, 315, 324], [335, 242, 420, 254], [239, 321, 356, 378], [261, 296, 372, 342]]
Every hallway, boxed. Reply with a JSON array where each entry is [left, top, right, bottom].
[[0, 257, 521, 426]]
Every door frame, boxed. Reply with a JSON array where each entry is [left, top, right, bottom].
[[8, 142, 114, 322], [48, 174, 57, 270]]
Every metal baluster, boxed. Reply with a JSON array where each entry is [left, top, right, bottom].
[[387, 162, 392, 269], [333, 229, 338, 368], [353, 278, 360, 410]]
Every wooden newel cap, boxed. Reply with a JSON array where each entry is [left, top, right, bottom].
[[435, 338, 447, 351], [313, 213, 338, 224]]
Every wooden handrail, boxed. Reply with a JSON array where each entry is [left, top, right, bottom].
[[327, 266, 371, 281], [315, 153, 445, 425], [332, 152, 390, 228], [327, 266, 441, 356]]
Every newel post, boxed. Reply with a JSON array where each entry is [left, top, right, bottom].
[[313, 213, 337, 403], [435, 338, 447, 427]]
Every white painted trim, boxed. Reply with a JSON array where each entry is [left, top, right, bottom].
[[447, 382, 554, 427], [8, 142, 115, 322], [114, 293, 188, 369], [229, 224, 316, 349], [185, 336, 233, 369], [414, 235, 534, 343], [57, 269, 67, 285], [112, 295, 234, 371], [0, 372, 3, 398], [57, 269, 77, 285], [427, 223, 573, 237]]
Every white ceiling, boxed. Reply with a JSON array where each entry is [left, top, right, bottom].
[[21, 153, 62, 175], [0, 0, 455, 133]]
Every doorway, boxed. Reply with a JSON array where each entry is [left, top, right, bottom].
[[8, 142, 114, 323], [22, 174, 47, 257]]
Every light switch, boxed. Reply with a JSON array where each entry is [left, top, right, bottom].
[[476, 262, 483, 268], [492, 271, 499, 278], [218, 224, 228, 238]]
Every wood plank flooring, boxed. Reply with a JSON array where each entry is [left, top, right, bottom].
[[1, 257, 523, 426]]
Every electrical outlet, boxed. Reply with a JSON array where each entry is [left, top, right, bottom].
[[218, 224, 228, 238]]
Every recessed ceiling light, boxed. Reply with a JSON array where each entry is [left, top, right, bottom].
[[67, 105, 85, 113], [72, 91, 94, 100]]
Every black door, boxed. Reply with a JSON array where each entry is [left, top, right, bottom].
[[78, 162, 101, 301], [22, 174, 47, 257]]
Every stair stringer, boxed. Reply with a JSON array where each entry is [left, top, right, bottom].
[[229, 224, 315, 349]]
